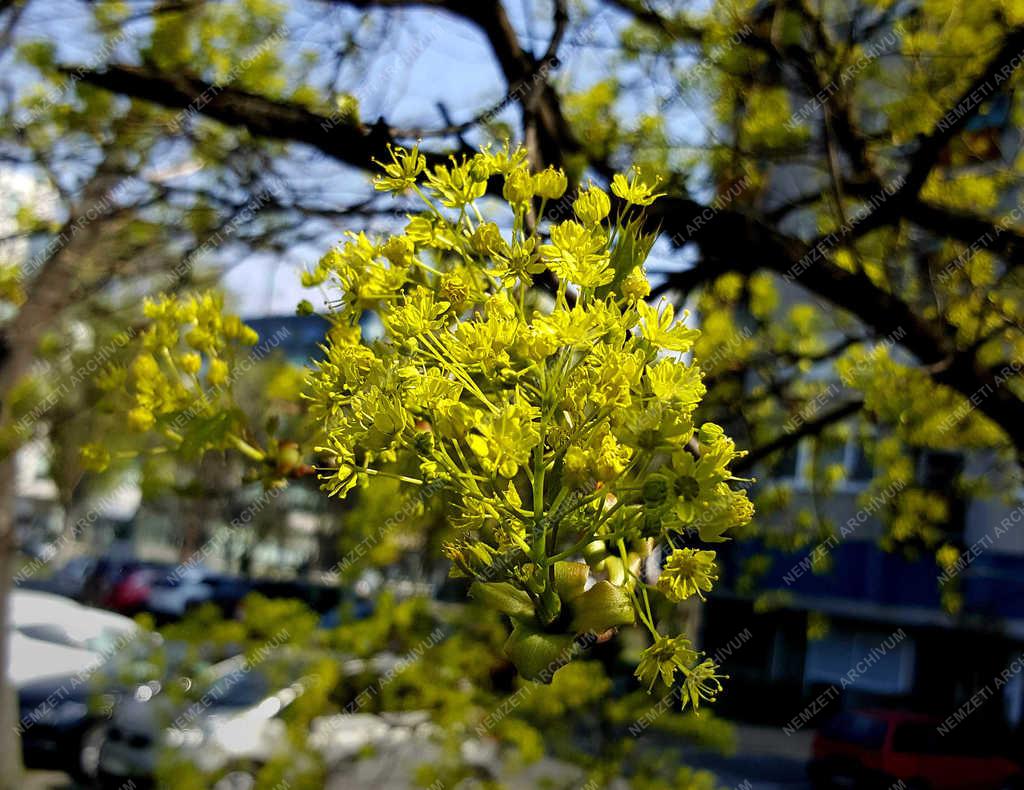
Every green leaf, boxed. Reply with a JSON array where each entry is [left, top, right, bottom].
[[469, 581, 535, 619], [503, 622, 576, 683], [553, 561, 589, 603], [569, 580, 635, 635]]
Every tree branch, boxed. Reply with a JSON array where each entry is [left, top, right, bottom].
[[735, 399, 864, 473], [68, 64, 466, 171]]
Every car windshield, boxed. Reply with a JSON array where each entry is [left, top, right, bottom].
[[16, 623, 81, 649], [18, 620, 137, 654], [152, 570, 207, 588], [821, 712, 888, 749], [58, 557, 93, 579], [200, 668, 270, 709]]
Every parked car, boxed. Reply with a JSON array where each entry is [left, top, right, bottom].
[[7, 591, 142, 781], [147, 570, 370, 625], [318, 593, 374, 629], [9, 589, 139, 655], [81, 557, 177, 610], [144, 567, 246, 620], [809, 708, 1022, 789], [17, 555, 97, 601], [102, 561, 176, 615], [247, 578, 343, 614], [97, 651, 321, 788]]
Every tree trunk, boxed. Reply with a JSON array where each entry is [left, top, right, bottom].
[[0, 455, 23, 787], [0, 171, 122, 786]]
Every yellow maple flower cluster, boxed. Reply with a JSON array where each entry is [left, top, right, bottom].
[[305, 143, 754, 706], [81, 292, 268, 473]]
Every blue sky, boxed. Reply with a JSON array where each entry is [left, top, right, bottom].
[[4, 0, 710, 318]]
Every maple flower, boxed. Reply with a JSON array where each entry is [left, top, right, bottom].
[[573, 182, 611, 225], [634, 635, 698, 692], [636, 301, 700, 353], [373, 143, 426, 193], [103, 144, 756, 698], [540, 220, 613, 289], [611, 167, 666, 206], [657, 548, 719, 602], [680, 659, 726, 711]]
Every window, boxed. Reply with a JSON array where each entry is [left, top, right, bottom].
[[17, 623, 76, 648], [769, 432, 874, 492], [847, 440, 874, 483], [915, 450, 966, 541], [769, 444, 799, 479], [805, 629, 916, 695], [917, 451, 963, 491]]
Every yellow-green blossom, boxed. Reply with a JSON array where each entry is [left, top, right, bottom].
[[532, 166, 568, 199], [635, 635, 698, 692], [503, 165, 535, 205], [573, 183, 611, 225], [373, 143, 426, 193], [427, 155, 487, 208], [680, 658, 726, 711], [658, 548, 719, 602], [611, 168, 665, 206], [636, 301, 700, 352], [540, 220, 613, 288]]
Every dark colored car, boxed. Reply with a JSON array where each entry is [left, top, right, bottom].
[[18, 672, 111, 781], [809, 708, 1022, 790], [17, 555, 97, 601], [144, 568, 248, 622], [247, 578, 344, 614], [79, 557, 170, 610]]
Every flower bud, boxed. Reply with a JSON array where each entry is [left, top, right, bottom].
[[699, 422, 725, 445], [553, 561, 589, 603], [127, 406, 155, 432], [470, 222, 503, 256], [276, 442, 301, 473], [582, 540, 607, 567], [207, 358, 229, 387], [178, 352, 202, 375], [132, 353, 160, 382], [469, 158, 492, 183], [381, 235, 415, 267], [621, 268, 651, 302], [573, 185, 611, 225], [532, 167, 567, 199], [503, 167, 535, 206], [601, 555, 626, 586]]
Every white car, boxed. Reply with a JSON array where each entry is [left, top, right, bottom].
[[8, 590, 139, 684], [98, 652, 317, 787], [6, 590, 143, 781]]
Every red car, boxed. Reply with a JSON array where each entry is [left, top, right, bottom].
[[809, 709, 1022, 790], [100, 561, 173, 615]]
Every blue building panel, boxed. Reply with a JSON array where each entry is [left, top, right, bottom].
[[720, 540, 945, 611], [244, 315, 331, 364]]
